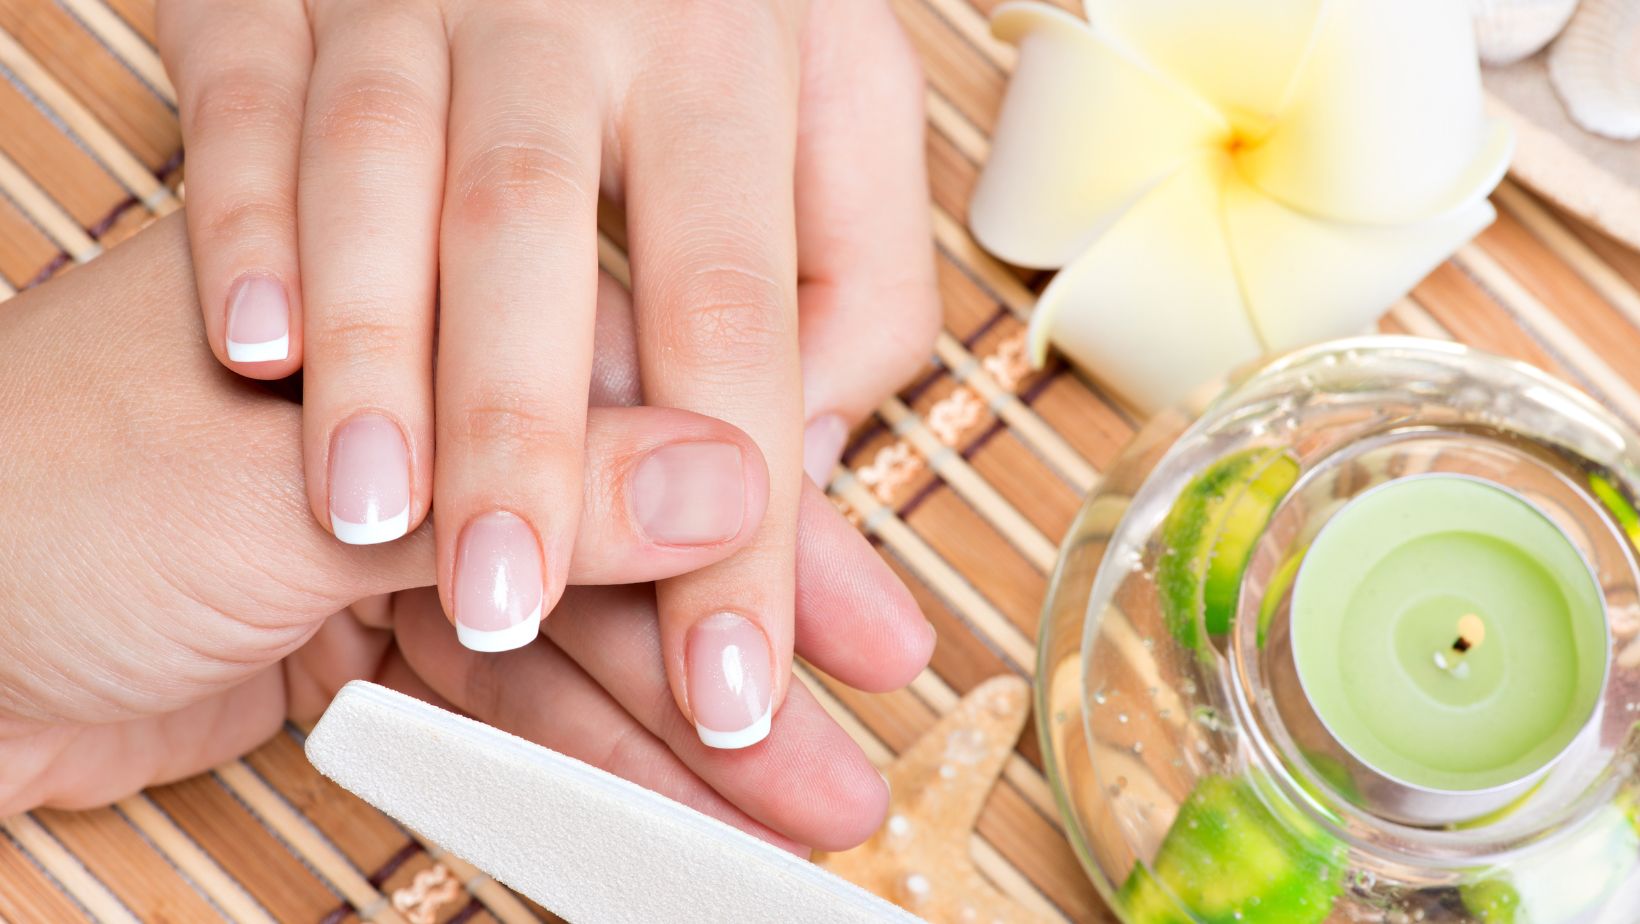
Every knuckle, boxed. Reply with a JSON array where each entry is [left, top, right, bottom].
[[655, 262, 787, 364], [308, 69, 437, 151], [311, 305, 413, 363], [661, 0, 749, 30], [201, 197, 293, 249], [448, 136, 591, 229], [186, 67, 303, 139], [649, 2, 785, 83], [447, 380, 575, 457], [596, 721, 651, 780]]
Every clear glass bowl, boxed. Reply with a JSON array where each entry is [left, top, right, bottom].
[[1037, 337, 1640, 923]]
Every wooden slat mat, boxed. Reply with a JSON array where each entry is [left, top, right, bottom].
[[4, 1, 1640, 921]]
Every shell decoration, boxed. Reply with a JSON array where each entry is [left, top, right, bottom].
[[1548, 0, 1640, 140], [1470, 0, 1581, 66]]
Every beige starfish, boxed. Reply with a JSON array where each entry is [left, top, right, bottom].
[[816, 675, 1054, 923]]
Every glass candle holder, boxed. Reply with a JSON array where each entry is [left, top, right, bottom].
[[1038, 337, 1640, 924]]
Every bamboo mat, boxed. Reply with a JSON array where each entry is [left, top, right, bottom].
[[4, 0, 1640, 921]]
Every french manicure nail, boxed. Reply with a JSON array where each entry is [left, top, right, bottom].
[[631, 441, 745, 546], [686, 612, 773, 749], [454, 511, 544, 652], [328, 413, 411, 545], [224, 275, 290, 363], [802, 414, 848, 486]]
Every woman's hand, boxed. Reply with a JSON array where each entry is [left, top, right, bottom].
[[156, 0, 937, 748], [0, 217, 933, 851]]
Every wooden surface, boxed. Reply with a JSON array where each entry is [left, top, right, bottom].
[[5, 0, 1640, 921]]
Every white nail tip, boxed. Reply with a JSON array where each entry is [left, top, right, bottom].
[[456, 605, 544, 653], [695, 703, 773, 750], [330, 506, 410, 545], [226, 334, 289, 363]]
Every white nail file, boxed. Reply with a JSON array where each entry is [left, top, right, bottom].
[[305, 681, 926, 924]]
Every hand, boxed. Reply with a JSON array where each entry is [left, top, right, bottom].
[[156, 0, 938, 747], [0, 217, 933, 852]]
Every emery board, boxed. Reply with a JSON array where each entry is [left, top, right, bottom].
[[305, 680, 926, 923]]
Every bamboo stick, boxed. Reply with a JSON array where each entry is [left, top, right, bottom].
[[212, 761, 407, 924], [114, 795, 278, 924], [1, 814, 140, 924], [935, 332, 1100, 493], [880, 395, 1059, 571], [0, 149, 99, 260], [925, 88, 990, 163], [832, 467, 1037, 669], [926, 0, 1016, 69], [54, 0, 174, 106], [1493, 180, 1640, 330], [931, 204, 1037, 319], [1387, 297, 1454, 340], [0, 28, 176, 214], [1455, 243, 1640, 426]]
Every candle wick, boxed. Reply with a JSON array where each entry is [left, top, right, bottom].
[[1436, 615, 1486, 676], [1452, 613, 1486, 654]]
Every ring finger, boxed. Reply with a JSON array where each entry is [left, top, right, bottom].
[[624, 6, 806, 751]]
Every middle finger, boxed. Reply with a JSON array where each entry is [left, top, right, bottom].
[[434, 2, 606, 651]]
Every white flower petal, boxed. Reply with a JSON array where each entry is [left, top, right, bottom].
[[1225, 177, 1497, 352], [1236, 0, 1493, 224], [1027, 153, 1263, 413], [1083, 0, 1327, 136], [971, 2, 1228, 270]]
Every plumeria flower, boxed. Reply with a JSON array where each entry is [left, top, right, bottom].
[[970, 0, 1514, 412]]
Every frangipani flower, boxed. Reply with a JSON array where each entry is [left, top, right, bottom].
[[970, 0, 1514, 413]]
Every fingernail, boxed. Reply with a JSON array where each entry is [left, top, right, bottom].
[[631, 441, 745, 546], [453, 511, 544, 652], [328, 413, 411, 544], [224, 275, 290, 363], [686, 612, 773, 749], [803, 414, 848, 486]]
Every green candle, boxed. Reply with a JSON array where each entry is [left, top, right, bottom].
[[1291, 475, 1607, 794]]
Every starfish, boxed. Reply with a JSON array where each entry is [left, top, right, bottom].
[[816, 675, 1054, 923]]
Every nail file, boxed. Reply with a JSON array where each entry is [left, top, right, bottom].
[[305, 681, 926, 924]]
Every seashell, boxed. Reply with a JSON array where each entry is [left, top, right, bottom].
[[1548, 0, 1640, 140], [1471, 0, 1581, 66]]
